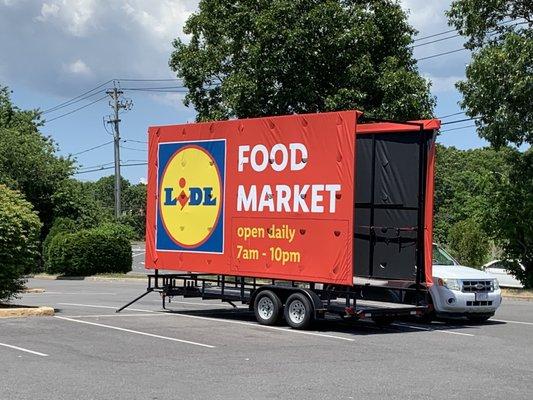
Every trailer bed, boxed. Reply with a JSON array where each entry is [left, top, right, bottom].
[[125, 273, 426, 323]]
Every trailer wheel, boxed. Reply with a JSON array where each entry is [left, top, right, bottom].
[[254, 290, 282, 325], [284, 293, 313, 329]]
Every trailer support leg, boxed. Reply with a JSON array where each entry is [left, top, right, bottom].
[[116, 289, 154, 313], [226, 301, 237, 309]]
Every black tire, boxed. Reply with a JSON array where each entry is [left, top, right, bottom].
[[284, 293, 314, 329], [466, 314, 493, 323], [253, 290, 282, 325]]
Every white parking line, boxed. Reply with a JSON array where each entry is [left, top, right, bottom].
[[392, 323, 474, 337], [54, 316, 215, 348], [58, 303, 154, 313], [132, 252, 145, 258], [30, 292, 117, 295], [58, 302, 355, 342], [0, 342, 49, 357], [493, 319, 533, 326], [61, 313, 162, 318]]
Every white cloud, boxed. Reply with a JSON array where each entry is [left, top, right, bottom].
[[0, 0, 199, 97], [401, 0, 449, 35], [1, 0, 469, 105], [36, 0, 98, 37], [149, 92, 187, 109], [63, 59, 93, 76], [36, 2, 59, 20], [139, 177, 147, 184]]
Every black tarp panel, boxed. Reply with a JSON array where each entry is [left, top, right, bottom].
[[354, 130, 429, 280]]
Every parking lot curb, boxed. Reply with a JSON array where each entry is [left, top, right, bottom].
[[31, 274, 147, 282], [0, 305, 55, 318], [22, 288, 45, 293], [502, 294, 533, 301]]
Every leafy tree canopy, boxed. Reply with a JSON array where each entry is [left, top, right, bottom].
[[0, 86, 74, 229], [447, 1, 532, 147], [433, 144, 513, 243], [0, 184, 42, 300], [485, 149, 532, 287], [170, 0, 434, 121]]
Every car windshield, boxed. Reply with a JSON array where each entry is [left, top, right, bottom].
[[432, 244, 458, 266]]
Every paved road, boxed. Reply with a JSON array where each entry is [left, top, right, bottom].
[[1, 278, 532, 400], [131, 242, 146, 273]]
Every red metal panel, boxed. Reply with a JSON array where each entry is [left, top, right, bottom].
[[357, 119, 441, 134], [145, 111, 359, 285], [424, 138, 436, 285]]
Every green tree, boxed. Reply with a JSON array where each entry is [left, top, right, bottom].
[[433, 144, 512, 244], [0, 86, 74, 230], [170, 0, 434, 121], [447, 1, 532, 147], [447, 218, 490, 268], [0, 184, 42, 301], [51, 179, 108, 228], [122, 182, 147, 239], [485, 149, 532, 287], [0, 86, 42, 135], [79, 176, 146, 239], [447, 1, 532, 286]]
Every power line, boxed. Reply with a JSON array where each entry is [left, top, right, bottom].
[[418, 47, 468, 61], [72, 140, 113, 156], [78, 159, 145, 170], [74, 162, 147, 175], [78, 161, 115, 170], [116, 78, 183, 82], [440, 124, 476, 133], [42, 80, 113, 114], [412, 33, 461, 48], [42, 90, 107, 115], [123, 139, 147, 144], [441, 117, 481, 125], [414, 28, 457, 43], [413, 18, 523, 44], [438, 111, 466, 119], [414, 20, 527, 58], [120, 145, 146, 152], [41, 78, 181, 114], [121, 85, 187, 90], [45, 95, 108, 123]]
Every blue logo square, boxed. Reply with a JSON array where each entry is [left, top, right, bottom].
[[156, 139, 225, 253]]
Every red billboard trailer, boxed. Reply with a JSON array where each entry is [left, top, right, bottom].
[[133, 111, 439, 328]]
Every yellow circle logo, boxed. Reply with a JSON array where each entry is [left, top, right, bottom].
[[159, 145, 222, 248]]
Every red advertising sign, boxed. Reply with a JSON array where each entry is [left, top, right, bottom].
[[145, 111, 359, 285]]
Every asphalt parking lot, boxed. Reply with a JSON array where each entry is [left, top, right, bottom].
[[1, 279, 532, 400]]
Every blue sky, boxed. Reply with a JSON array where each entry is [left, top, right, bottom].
[[1, 0, 484, 183]]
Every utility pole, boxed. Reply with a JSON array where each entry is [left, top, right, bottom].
[[106, 82, 132, 219]]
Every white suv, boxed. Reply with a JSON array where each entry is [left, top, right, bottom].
[[430, 244, 502, 322]]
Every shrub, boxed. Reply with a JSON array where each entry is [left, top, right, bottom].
[[42, 217, 78, 270], [0, 184, 42, 302], [46, 223, 132, 276]]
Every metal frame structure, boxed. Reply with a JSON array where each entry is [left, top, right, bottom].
[[117, 270, 426, 322]]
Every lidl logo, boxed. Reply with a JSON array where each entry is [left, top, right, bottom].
[[157, 140, 225, 253]]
